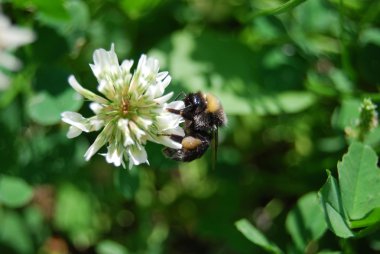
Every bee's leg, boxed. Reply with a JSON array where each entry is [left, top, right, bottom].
[[162, 147, 184, 161], [166, 108, 182, 115], [161, 134, 185, 161], [168, 134, 183, 144], [158, 133, 183, 141], [166, 105, 194, 120]]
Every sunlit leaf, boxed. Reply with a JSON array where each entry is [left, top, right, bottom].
[[235, 219, 283, 254], [27, 89, 83, 125], [96, 240, 129, 254], [286, 192, 327, 250], [328, 69, 353, 93], [319, 172, 354, 238], [350, 207, 380, 229], [338, 142, 380, 220], [54, 184, 99, 247], [120, 0, 161, 19], [0, 210, 33, 254], [275, 91, 316, 114], [34, 0, 70, 24], [329, 0, 369, 11], [249, 0, 307, 19], [0, 175, 33, 208], [286, 0, 340, 55], [27, 92, 59, 125], [360, 28, 380, 46], [319, 143, 380, 237]]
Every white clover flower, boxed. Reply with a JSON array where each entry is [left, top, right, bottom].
[[61, 45, 185, 169], [0, 10, 35, 89]]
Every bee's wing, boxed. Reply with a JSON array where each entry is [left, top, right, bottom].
[[211, 127, 218, 170]]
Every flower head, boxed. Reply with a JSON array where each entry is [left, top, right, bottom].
[[61, 45, 184, 168], [0, 10, 35, 89]]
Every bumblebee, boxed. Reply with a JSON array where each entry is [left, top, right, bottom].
[[163, 92, 227, 162]]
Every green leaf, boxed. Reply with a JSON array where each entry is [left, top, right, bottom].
[[120, 0, 160, 19], [27, 92, 59, 125], [350, 207, 380, 229], [54, 184, 99, 246], [0, 175, 33, 208], [360, 28, 380, 46], [249, 0, 308, 19], [286, 0, 340, 55], [328, 69, 353, 93], [248, 91, 316, 116], [27, 89, 83, 125], [274, 91, 316, 114], [235, 219, 283, 254], [34, 0, 71, 23], [329, 0, 365, 10], [286, 192, 327, 250], [318, 173, 354, 238], [217, 91, 252, 115], [24, 206, 48, 241], [0, 210, 33, 254], [338, 142, 380, 220], [96, 240, 129, 254]]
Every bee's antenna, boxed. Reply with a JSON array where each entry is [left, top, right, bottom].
[[173, 91, 186, 101]]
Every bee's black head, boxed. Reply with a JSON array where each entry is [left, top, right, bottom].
[[183, 92, 207, 114], [191, 93, 202, 106]]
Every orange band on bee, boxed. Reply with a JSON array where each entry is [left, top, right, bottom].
[[205, 93, 220, 113]]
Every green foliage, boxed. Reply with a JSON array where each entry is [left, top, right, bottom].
[[237, 192, 330, 253], [0, 176, 33, 208], [319, 173, 354, 238], [248, 0, 308, 19], [114, 167, 140, 200], [319, 142, 380, 238], [0, 210, 34, 253], [54, 184, 102, 247], [286, 192, 327, 251], [338, 143, 380, 221], [1, 0, 380, 253], [27, 90, 83, 125], [235, 219, 283, 254], [96, 240, 130, 254]]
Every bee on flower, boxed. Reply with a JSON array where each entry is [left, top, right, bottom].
[[61, 45, 185, 168]]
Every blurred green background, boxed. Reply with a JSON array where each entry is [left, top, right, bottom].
[[1, 0, 380, 253]]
